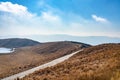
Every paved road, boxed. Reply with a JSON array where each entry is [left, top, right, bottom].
[[1, 49, 83, 80]]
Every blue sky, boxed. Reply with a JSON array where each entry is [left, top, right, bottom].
[[0, 0, 120, 37]]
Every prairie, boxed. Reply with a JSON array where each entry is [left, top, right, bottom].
[[0, 41, 90, 79], [21, 43, 120, 80]]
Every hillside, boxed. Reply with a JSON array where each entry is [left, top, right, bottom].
[[0, 41, 90, 79], [0, 38, 40, 48], [21, 43, 120, 80]]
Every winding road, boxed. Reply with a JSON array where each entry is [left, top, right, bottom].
[[1, 49, 83, 80]]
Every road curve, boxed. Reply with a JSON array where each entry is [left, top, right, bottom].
[[1, 49, 83, 80]]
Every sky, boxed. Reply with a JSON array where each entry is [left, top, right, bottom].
[[0, 0, 120, 38]]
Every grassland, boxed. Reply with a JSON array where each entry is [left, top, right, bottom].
[[21, 43, 120, 80], [0, 41, 89, 79]]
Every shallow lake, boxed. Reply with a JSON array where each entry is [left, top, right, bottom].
[[0, 48, 14, 53]]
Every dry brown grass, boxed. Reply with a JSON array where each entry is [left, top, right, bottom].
[[0, 41, 89, 79], [21, 43, 120, 80]]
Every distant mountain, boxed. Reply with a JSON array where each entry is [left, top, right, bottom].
[[22, 43, 120, 80], [1, 35, 120, 45], [0, 38, 40, 48], [18, 35, 120, 45]]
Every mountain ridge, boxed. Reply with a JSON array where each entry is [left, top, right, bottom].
[[0, 38, 40, 48], [1, 35, 120, 45]]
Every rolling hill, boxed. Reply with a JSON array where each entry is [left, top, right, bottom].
[[21, 43, 120, 80], [0, 41, 90, 79], [0, 38, 40, 48]]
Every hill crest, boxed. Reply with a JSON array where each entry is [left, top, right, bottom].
[[0, 38, 40, 48]]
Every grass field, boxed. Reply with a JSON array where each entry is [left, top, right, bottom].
[[0, 41, 90, 79], [21, 43, 120, 80]]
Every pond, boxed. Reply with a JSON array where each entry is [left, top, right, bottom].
[[0, 48, 14, 53]]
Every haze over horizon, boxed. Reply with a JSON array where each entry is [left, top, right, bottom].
[[0, 0, 120, 44]]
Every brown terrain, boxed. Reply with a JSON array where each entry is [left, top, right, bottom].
[[21, 43, 120, 80], [0, 41, 90, 79]]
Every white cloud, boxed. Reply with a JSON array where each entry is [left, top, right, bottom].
[[92, 14, 109, 23], [41, 11, 61, 23], [0, 2, 33, 17], [0, 2, 119, 38], [0, 2, 63, 36]]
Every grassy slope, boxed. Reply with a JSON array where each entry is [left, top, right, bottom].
[[0, 41, 90, 78], [21, 43, 120, 80]]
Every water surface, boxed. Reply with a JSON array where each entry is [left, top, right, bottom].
[[0, 48, 14, 53]]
